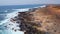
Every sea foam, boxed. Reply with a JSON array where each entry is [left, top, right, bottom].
[[0, 8, 30, 34], [0, 5, 46, 34]]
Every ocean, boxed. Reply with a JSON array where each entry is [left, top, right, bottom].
[[0, 4, 46, 34]]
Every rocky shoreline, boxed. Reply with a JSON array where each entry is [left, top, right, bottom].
[[11, 5, 60, 34]]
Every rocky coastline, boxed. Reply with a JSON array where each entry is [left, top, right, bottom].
[[11, 5, 60, 34]]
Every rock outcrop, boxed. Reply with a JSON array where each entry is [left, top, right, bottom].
[[11, 5, 60, 34]]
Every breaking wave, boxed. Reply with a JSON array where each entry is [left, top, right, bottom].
[[0, 8, 30, 34], [0, 5, 46, 34]]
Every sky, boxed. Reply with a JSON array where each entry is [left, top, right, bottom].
[[0, 0, 60, 6]]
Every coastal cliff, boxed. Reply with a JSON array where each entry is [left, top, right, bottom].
[[11, 5, 60, 34]]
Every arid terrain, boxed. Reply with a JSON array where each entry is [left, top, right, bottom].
[[11, 5, 60, 34]]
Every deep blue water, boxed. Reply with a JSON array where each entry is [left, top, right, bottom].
[[0, 4, 44, 21], [0, 4, 44, 9]]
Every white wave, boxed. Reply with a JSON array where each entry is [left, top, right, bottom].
[[0, 8, 30, 34], [40, 5, 46, 8], [12, 8, 30, 12], [0, 5, 46, 34], [34, 5, 46, 8], [0, 8, 30, 27]]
